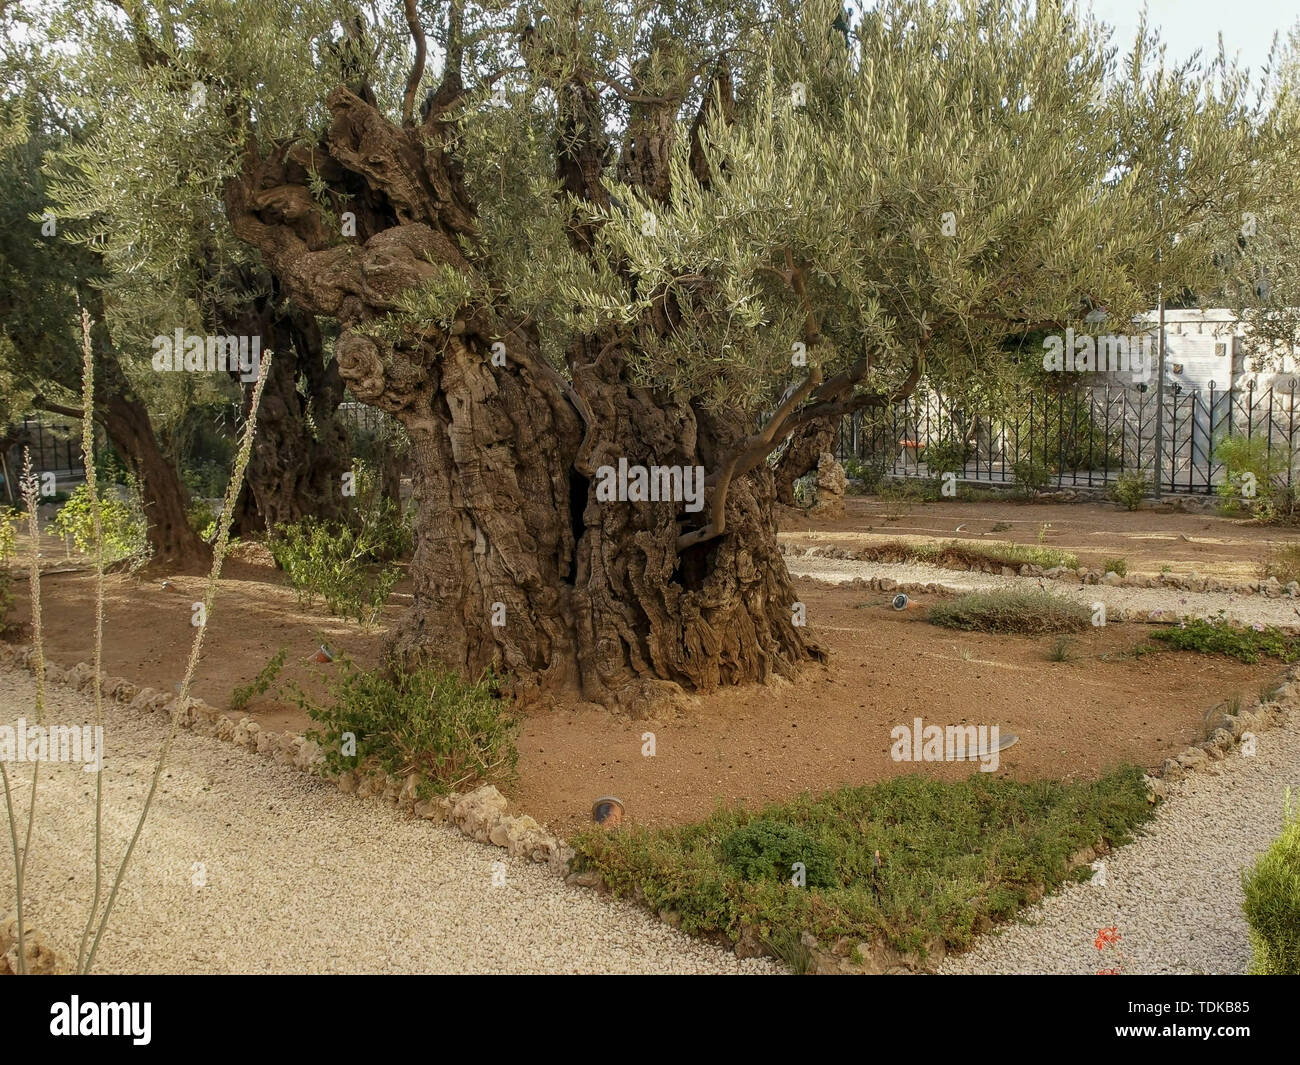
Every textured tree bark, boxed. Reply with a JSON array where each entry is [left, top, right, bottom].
[[226, 84, 824, 711], [216, 292, 349, 531]]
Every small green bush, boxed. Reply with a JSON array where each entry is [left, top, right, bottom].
[[268, 517, 402, 625], [187, 497, 218, 541], [1108, 471, 1147, 511], [1242, 791, 1300, 975], [301, 660, 518, 796], [1215, 435, 1299, 523], [721, 819, 836, 888], [51, 481, 151, 566], [920, 439, 969, 477], [842, 457, 884, 494], [927, 589, 1091, 635], [792, 472, 817, 507], [1102, 557, 1128, 577], [1047, 634, 1073, 662], [1011, 458, 1051, 495], [342, 461, 413, 561]]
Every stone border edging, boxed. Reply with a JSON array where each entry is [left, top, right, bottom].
[[0, 644, 576, 880], [6, 643, 1293, 974], [782, 541, 1300, 600]]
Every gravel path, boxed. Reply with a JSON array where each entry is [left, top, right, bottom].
[[939, 703, 1300, 974], [0, 670, 777, 975], [788, 556, 1300, 628]]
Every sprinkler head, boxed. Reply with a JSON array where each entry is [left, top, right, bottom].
[[592, 796, 624, 828]]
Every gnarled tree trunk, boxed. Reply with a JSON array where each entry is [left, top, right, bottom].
[[214, 283, 349, 532], [227, 83, 824, 711]]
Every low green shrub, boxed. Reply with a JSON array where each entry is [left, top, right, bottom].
[[1108, 471, 1148, 511], [1242, 791, 1300, 974], [1102, 557, 1128, 577], [1215, 435, 1299, 523], [342, 461, 413, 561], [920, 438, 969, 477], [51, 481, 150, 566], [1011, 458, 1051, 494], [300, 660, 518, 796], [187, 497, 218, 541], [842, 457, 884, 494], [268, 517, 402, 625], [927, 589, 1091, 635]]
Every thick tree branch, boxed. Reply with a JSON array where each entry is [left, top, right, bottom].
[[678, 365, 823, 551], [400, 0, 426, 127]]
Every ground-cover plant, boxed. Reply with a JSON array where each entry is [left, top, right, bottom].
[[1242, 790, 1300, 975], [1108, 471, 1148, 511], [51, 481, 150, 567], [1102, 557, 1128, 577], [267, 518, 402, 625], [927, 589, 1091, 635], [1149, 614, 1300, 664], [851, 539, 1078, 571], [228, 647, 288, 713], [299, 660, 518, 797], [572, 768, 1156, 961], [720, 819, 836, 888]]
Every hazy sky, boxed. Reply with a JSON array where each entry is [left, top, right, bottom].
[[1088, 0, 1300, 74]]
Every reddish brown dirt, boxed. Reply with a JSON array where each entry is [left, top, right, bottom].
[[781, 497, 1300, 580], [8, 534, 1284, 839]]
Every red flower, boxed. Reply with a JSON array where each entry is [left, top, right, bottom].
[[1094, 926, 1121, 950], [1096, 968, 1121, 975]]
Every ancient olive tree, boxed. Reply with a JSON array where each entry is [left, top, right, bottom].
[[73, 0, 1286, 707]]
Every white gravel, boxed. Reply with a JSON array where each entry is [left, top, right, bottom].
[[788, 556, 1300, 628], [0, 669, 778, 975], [940, 705, 1300, 974]]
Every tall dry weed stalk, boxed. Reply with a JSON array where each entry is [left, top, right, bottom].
[[0, 315, 272, 973]]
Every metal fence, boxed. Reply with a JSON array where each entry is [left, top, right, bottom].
[[836, 381, 1300, 494], [1, 416, 87, 503]]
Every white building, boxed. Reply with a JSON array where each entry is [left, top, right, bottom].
[[1130, 308, 1300, 394]]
